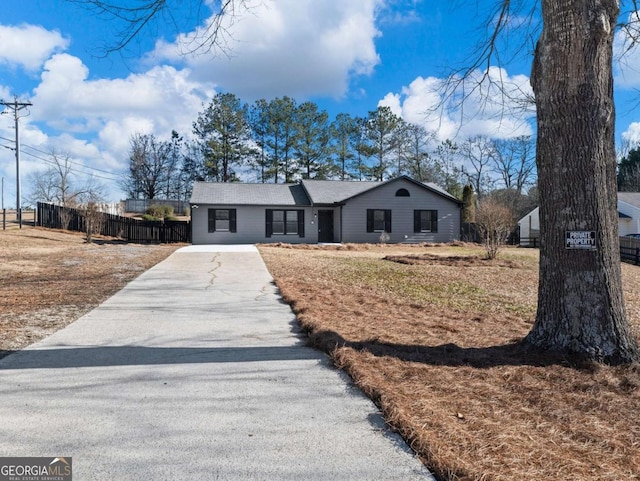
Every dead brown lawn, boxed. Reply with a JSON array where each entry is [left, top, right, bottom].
[[2, 226, 639, 479], [0, 226, 179, 355], [259, 243, 640, 481]]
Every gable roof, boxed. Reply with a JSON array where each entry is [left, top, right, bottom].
[[301, 180, 380, 204], [302, 176, 460, 205], [190, 182, 310, 206], [190, 176, 460, 206]]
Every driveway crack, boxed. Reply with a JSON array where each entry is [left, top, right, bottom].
[[206, 254, 222, 289]]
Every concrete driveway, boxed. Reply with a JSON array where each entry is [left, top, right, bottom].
[[0, 245, 434, 480]]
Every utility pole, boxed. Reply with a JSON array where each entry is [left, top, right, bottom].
[[1, 96, 32, 229], [2, 176, 5, 231]]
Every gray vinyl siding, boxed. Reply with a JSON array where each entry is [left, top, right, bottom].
[[191, 205, 317, 245], [340, 179, 460, 243]]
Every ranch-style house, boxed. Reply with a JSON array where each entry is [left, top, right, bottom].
[[189, 175, 462, 245]]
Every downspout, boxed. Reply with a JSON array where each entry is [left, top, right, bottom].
[[189, 204, 194, 244], [340, 204, 343, 243]]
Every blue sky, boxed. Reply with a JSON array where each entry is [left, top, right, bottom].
[[1, 0, 640, 203]]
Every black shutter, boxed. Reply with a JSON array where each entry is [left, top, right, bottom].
[[385, 210, 392, 233], [265, 209, 273, 238], [298, 210, 305, 238], [229, 209, 237, 233], [208, 209, 216, 233], [414, 210, 421, 233], [366, 209, 374, 233], [431, 210, 438, 233]]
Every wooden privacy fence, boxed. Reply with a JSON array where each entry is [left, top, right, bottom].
[[518, 235, 640, 264], [37, 202, 191, 244], [519, 237, 540, 248], [620, 236, 640, 264]]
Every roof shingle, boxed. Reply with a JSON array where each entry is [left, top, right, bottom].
[[190, 182, 310, 206], [190, 176, 460, 206]]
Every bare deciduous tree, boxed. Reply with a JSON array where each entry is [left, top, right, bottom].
[[122, 133, 177, 199], [475, 198, 515, 260], [81, 200, 106, 243], [28, 151, 98, 206], [459, 135, 497, 198], [492, 136, 536, 193], [28, 151, 106, 229]]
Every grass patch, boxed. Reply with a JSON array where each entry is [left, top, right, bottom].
[[259, 243, 640, 481], [0, 227, 180, 355]]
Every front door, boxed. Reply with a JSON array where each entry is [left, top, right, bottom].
[[318, 210, 334, 243]]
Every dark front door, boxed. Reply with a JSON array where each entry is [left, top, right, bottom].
[[318, 210, 334, 243]]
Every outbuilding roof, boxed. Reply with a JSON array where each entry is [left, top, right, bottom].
[[617, 192, 640, 209]]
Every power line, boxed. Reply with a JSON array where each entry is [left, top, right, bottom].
[[18, 149, 122, 182], [0, 135, 123, 178]]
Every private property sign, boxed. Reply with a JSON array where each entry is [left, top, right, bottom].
[[566, 231, 597, 250]]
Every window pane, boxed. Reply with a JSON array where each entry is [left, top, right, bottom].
[[286, 211, 298, 235], [374, 210, 386, 231], [216, 209, 230, 231], [272, 210, 284, 234], [420, 210, 431, 232]]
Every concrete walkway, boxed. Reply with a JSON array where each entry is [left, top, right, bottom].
[[0, 245, 434, 480]]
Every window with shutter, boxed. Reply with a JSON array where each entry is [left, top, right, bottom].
[[208, 209, 236, 233], [266, 209, 304, 237], [414, 210, 438, 233], [367, 209, 392, 233]]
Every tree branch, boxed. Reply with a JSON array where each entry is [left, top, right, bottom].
[[66, 0, 256, 56]]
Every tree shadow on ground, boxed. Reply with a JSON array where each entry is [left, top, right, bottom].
[[306, 329, 599, 370], [0, 344, 322, 370]]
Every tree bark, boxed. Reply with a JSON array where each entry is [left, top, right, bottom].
[[527, 0, 639, 363]]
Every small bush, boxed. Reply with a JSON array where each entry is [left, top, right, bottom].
[[146, 204, 174, 220], [141, 213, 160, 221], [475, 199, 515, 259]]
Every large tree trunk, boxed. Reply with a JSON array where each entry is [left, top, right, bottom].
[[527, 0, 638, 363]]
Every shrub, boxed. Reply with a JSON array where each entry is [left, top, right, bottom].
[[475, 199, 515, 259], [146, 204, 174, 220]]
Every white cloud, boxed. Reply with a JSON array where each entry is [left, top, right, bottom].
[[0, 24, 69, 71], [622, 122, 640, 144], [614, 11, 640, 88], [34, 54, 212, 133], [2, 52, 216, 201], [31, 53, 213, 167], [151, 0, 381, 100], [379, 67, 535, 140], [378, 92, 402, 116]]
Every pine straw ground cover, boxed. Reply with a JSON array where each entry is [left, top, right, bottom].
[[258, 243, 640, 481], [0, 227, 179, 357]]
